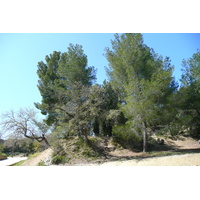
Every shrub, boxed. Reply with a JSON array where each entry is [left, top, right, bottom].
[[51, 154, 70, 165], [0, 153, 7, 160], [112, 124, 143, 150], [38, 161, 47, 166]]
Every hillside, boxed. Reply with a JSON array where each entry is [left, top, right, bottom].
[[21, 148, 53, 166], [16, 135, 200, 166]]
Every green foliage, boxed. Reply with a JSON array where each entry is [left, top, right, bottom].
[[0, 152, 7, 160], [27, 152, 40, 159], [48, 132, 65, 155], [32, 33, 200, 154], [35, 43, 108, 142], [38, 161, 47, 166], [112, 123, 143, 150], [92, 81, 123, 137], [35, 44, 96, 126], [3, 136, 47, 156], [179, 49, 200, 138], [105, 33, 177, 151], [50, 137, 106, 164], [51, 154, 70, 165], [58, 44, 96, 87], [32, 140, 42, 152]]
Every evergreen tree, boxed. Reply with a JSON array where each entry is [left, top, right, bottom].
[[35, 44, 96, 126], [92, 81, 122, 137], [105, 33, 177, 152], [35, 44, 97, 141], [179, 49, 200, 137]]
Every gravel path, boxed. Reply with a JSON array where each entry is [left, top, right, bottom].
[[0, 157, 28, 166], [99, 153, 200, 166]]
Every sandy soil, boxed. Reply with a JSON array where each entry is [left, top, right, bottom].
[[98, 153, 200, 166], [21, 148, 53, 166]]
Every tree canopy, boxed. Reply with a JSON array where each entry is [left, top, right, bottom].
[[105, 33, 177, 151], [35, 44, 96, 126], [179, 50, 200, 137]]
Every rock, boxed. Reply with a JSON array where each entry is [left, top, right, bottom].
[[160, 139, 164, 145], [104, 146, 116, 152], [44, 156, 52, 166], [157, 138, 164, 145]]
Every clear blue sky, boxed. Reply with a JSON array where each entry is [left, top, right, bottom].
[[0, 33, 199, 117]]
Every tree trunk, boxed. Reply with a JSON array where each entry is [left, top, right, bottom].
[[84, 128, 89, 144], [43, 137, 51, 148], [143, 121, 148, 152]]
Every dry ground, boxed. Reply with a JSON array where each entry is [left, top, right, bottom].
[[19, 136, 200, 166], [92, 136, 200, 166], [99, 153, 200, 166], [21, 148, 53, 166]]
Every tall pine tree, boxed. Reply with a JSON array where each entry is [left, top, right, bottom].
[[179, 49, 200, 137], [35, 44, 96, 135], [105, 33, 177, 152]]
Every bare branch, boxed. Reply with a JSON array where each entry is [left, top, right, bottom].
[[0, 108, 51, 147]]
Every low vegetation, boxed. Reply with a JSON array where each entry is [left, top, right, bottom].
[[47, 135, 200, 165], [38, 161, 47, 166], [0, 153, 7, 160], [50, 137, 105, 165]]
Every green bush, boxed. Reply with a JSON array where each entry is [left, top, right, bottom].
[[0, 153, 7, 160], [112, 123, 143, 150], [38, 161, 47, 166], [51, 154, 70, 165]]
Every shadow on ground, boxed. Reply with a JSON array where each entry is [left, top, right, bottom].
[[95, 138, 200, 164]]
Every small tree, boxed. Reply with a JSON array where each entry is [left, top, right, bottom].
[[0, 108, 51, 147]]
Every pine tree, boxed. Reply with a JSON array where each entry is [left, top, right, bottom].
[[105, 33, 176, 152], [35, 44, 96, 141], [179, 49, 200, 137]]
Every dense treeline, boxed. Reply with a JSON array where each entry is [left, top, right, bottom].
[[1, 33, 200, 154]]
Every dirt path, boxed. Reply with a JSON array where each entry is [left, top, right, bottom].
[[98, 153, 200, 166], [21, 148, 53, 166]]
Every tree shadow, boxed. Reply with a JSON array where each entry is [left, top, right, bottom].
[[95, 147, 200, 164], [172, 148, 200, 154], [86, 136, 200, 163], [97, 141, 200, 163]]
